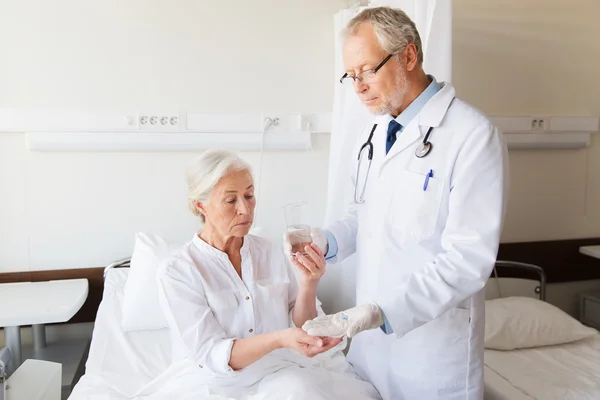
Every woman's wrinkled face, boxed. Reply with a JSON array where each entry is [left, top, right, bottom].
[[198, 169, 256, 238]]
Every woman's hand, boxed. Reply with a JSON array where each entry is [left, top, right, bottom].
[[290, 243, 326, 285], [278, 328, 343, 358]]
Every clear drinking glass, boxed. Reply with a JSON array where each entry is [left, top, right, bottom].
[[283, 201, 312, 257]]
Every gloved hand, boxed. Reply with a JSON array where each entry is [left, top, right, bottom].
[[283, 226, 328, 257], [301, 303, 384, 338]]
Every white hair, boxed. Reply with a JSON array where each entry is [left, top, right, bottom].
[[187, 149, 252, 222], [343, 6, 423, 65]]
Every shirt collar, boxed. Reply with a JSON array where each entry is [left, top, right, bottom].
[[192, 233, 249, 259], [395, 75, 441, 129]]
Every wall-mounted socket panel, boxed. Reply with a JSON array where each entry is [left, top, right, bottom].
[[530, 116, 549, 131], [138, 112, 181, 131], [298, 114, 313, 131]]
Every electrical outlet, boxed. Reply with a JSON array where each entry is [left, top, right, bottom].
[[299, 114, 313, 131], [531, 116, 548, 131], [138, 112, 180, 131]]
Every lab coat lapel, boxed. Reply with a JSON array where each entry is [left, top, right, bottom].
[[384, 122, 421, 162], [380, 82, 456, 168]]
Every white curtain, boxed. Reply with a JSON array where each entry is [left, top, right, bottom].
[[318, 0, 452, 314]]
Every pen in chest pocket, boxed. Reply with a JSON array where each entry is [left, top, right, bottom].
[[423, 169, 433, 191]]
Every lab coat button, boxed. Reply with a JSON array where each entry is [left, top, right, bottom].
[[245, 296, 250, 300], [249, 328, 254, 333]]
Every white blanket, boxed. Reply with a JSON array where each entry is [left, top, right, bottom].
[[69, 269, 380, 400], [484, 334, 600, 400], [72, 359, 380, 399]]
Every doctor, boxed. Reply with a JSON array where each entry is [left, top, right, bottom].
[[289, 6, 508, 400]]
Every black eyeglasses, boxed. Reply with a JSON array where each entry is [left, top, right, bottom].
[[339, 54, 394, 86]]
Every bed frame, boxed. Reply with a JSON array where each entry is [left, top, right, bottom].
[[103, 257, 131, 280], [492, 260, 547, 301]]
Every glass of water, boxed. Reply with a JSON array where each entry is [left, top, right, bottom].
[[283, 201, 312, 257]]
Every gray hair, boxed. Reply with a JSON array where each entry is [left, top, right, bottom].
[[187, 149, 252, 222], [343, 7, 423, 65]]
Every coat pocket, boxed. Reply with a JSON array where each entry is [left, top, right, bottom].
[[390, 170, 445, 243]]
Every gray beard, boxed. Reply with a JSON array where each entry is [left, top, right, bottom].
[[369, 70, 409, 116]]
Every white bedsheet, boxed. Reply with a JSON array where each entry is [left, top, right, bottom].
[[484, 366, 533, 400], [69, 268, 172, 398], [484, 334, 600, 400], [69, 269, 380, 400]]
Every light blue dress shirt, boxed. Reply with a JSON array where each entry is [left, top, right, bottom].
[[324, 76, 442, 335]]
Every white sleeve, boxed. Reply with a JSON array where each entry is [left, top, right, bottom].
[[157, 258, 237, 376], [326, 199, 359, 263], [379, 123, 508, 337]]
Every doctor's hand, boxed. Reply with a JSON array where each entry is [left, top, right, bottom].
[[302, 303, 384, 338], [279, 328, 343, 358], [289, 243, 326, 284]]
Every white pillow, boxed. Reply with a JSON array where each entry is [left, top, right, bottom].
[[485, 296, 597, 350], [121, 232, 173, 332]]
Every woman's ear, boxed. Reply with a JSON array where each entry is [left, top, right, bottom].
[[194, 200, 207, 217]]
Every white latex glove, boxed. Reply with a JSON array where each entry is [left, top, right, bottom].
[[283, 227, 328, 257], [301, 303, 384, 338]]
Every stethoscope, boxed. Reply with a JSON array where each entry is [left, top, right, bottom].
[[354, 124, 434, 204]]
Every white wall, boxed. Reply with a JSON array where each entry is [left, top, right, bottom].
[[453, 0, 600, 242], [0, 0, 344, 272], [0, 134, 30, 271], [0, 0, 342, 112], [453, 0, 600, 315]]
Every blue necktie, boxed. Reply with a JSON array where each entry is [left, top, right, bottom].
[[386, 120, 402, 155]]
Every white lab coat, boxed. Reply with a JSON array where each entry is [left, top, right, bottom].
[[156, 234, 381, 400], [327, 81, 508, 400]]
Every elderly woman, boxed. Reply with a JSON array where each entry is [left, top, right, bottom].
[[156, 149, 381, 400]]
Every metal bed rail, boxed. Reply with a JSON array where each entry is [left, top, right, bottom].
[[103, 257, 131, 280], [492, 260, 547, 301]]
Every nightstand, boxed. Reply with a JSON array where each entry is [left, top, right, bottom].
[[580, 291, 600, 330]]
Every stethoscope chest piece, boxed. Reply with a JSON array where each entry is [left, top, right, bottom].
[[415, 141, 432, 158]]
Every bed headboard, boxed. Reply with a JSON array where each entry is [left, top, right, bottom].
[[488, 260, 547, 301]]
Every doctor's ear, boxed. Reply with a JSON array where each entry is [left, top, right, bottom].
[[403, 43, 419, 72]]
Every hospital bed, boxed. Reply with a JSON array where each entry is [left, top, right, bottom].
[[67, 259, 174, 398], [68, 257, 356, 399], [484, 261, 600, 400]]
